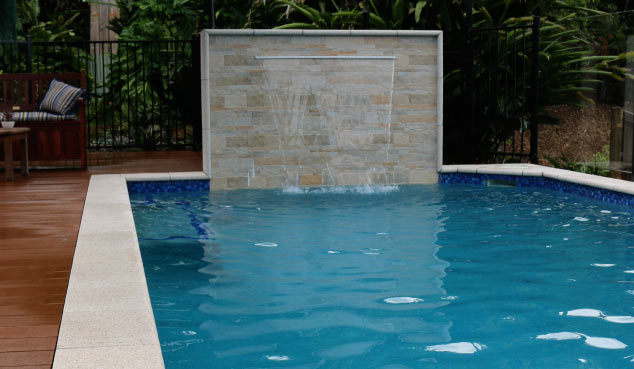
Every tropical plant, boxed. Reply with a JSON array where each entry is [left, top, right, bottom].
[[17, 0, 87, 41], [110, 0, 208, 40], [255, 0, 449, 30]]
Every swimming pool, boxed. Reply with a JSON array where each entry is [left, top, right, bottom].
[[130, 184, 634, 368]]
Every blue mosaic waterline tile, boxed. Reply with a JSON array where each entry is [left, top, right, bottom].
[[439, 172, 634, 208], [126, 180, 210, 193]]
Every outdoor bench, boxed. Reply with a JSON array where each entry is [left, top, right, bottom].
[[0, 71, 87, 169]]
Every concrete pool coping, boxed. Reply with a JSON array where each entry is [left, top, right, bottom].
[[440, 163, 634, 194], [52, 171, 207, 369], [53, 165, 634, 367]]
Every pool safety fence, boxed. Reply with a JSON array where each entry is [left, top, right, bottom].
[[462, 0, 541, 164], [0, 37, 202, 151]]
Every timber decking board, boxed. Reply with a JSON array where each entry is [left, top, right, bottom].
[[0, 151, 201, 368]]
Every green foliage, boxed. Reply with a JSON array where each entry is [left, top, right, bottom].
[[16, 0, 82, 41], [545, 145, 610, 176], [109, 0, 207, 40], [252, 0, 455, 30], [216, 0, 254, 29], [16, 0, 88, 41], [39, 0, 90, 39]]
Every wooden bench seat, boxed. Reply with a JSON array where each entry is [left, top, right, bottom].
[[0, 71, 87, 169]]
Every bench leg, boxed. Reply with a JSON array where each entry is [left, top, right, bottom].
[[3, 136, 14, 181], [20, 135, 28, 176]]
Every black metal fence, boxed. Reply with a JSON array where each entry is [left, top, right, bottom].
[[465, 13, 541, 163], [0, 37, 201, 151]]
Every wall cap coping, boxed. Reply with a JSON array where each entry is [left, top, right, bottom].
[[203, 29, 442, 37]]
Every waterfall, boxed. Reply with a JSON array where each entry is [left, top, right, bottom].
[[258, 55, 396, 189]]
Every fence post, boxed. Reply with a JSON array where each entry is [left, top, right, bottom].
[[465, 0, 475, 162], [192, 37, 202, 149], [210, 0, 215, 29], [25, 35, 31, 72], [530, 16, 540, 164], [610, 106, 624, 179]]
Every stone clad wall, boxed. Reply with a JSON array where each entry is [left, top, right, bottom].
[[201, 30, 443, 190]]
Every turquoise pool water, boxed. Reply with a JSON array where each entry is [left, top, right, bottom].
[[130, 184, 634, 368]]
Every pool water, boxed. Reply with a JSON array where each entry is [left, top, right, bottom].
[[130, 184, 634, 368]]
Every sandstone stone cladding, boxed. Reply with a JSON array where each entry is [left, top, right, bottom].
[[201, 29, 443, 190]]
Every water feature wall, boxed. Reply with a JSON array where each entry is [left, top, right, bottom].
[[200, 30, 443, 190]]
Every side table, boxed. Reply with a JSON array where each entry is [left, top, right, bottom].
[[0, 127, 30, 181]]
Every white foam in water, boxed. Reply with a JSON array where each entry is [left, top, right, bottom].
[[626, 290, 634, 295], [282, 185, 399, 195], [567, 309, 603, 317], [603, 316, 634, 323], [364, 252, 380, 255], [384, 297, 423, 304], [601, 210, 612, 214], [425, 342, 485, 354], [582, 335, 627, 349], [579, 358, 587, 363], [574, 217, 590, 222], [563, 224, 571, 227], [625, 270, 634, 274], [182, 330, 197, 336], [566, 309, 634, 323], [266, 355, 290, 361], [281, 186, 304, 194], [254, 242, 278, 247], [537, 332, 582, 340], [327, 250, 340, 254], [592, 264, 616, 267], [376, 232, 389, 235], [536, 332, 627, 349]]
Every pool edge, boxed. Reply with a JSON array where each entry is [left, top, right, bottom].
[[440, 164, 634, 197], [52, 172, 209, 369]]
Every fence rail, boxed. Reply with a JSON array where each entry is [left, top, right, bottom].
[[0, 37, 201, 151]]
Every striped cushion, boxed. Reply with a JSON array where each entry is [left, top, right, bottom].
[[39, 79, 84, 114], [13, 111, 77, 122]]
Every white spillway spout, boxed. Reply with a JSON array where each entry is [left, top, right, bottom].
[[255, 55, 396, 60]]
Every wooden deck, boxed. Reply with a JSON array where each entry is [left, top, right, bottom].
[[0, 151, 202, 368]]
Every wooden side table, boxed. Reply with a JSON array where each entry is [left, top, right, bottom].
[[0, 127, 30, 181]]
